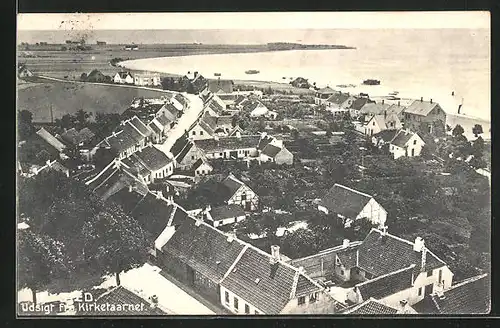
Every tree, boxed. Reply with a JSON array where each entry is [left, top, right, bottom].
[[18, 230, 72, 305], [472, 124, 483, 137], [472, 136, 485, 156], [18, 110, 35, 141], [93, 148, 117, 169], [75, 109, 92, 129], [281, 228, 319, 258], [55, 114, 77, 130], [452, 124, 465, 137], [80, 73, 88, 81]]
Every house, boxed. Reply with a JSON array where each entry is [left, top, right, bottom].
[[264, 110, 279, 120], [412, 273, 490, 314], [113, 72, 134, 84], [403, 98, 447, 135], [385, 102, 406, 121], [389, 129, 425, 159], [345, 229, 454, 308], [318, 183, 387, 228], [259, 143, 294, 165], [121, 145, 175, 184], [124, 44, 139, 50], [348, 98, 375, 118], [192, 158, 213, 177], [204, 96, 228, 116], [18, 64, 34, 78], [340, 298, 417, 314], [220, 173, 259, 211], [202, 204, 246, 227], [79, 285, 167, 315], [245, 101, 270, 118], [93, 116, 153, 160], [314, 86, 337, 105], [134, 73, 161, 87], [207, 79, 234, 94], [325, 92, 356, 113], [36, 128, 66, 153], [359, 101, 391, 121], [290, 77, 310, 89], [170, 135, 199, 169], [364, 113, 402, 137], [59, 127, 96, 161], [194, 135, 261, 161], [371, 129, 399, 148], [190, 113, 234, 140], [182, 71, 208, 94]]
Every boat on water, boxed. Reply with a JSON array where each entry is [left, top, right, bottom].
[[362, 79, 381, 85], [388, 91, 399, 96], [214, 73, 221, 77], [387, 96, 401, 100], [245, 70, 260, 75]]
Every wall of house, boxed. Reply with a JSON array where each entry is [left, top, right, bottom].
[[405, 105, 446, 133], [274, 148, 294, 165], [228, 185, 259, 211], [150, 162, 174, 182], [156, 250, 189, 283], [365, 118, 381, 136], [334, 255, 352, 281], [190, 125, 212, 140], [193, 271, 219, 302], [220, 286, 265, 314], [281, 291, 337, 314], [179, 146, 201, 168], [406, 135, 424, 158], [195, 163, 213, 176], [213, 214, 246, 227], [355, 198, 387, 227], [390, 144, 406, 160]]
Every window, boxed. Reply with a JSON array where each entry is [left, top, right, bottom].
[[373, 121, 375, 126], [234, 297, 239, 310], [298, 296, 306, 305], [225, 291, 229, 304], [427, 270, 433, 277], [254, 310, 259, 315], [438, 270, 442, 283], [241, 193, 247, 201], [191, 155, 195, 160], [200, 131, 204, 135], [220, 152, 223, 156], [340, 269, 344, 276], [309, 292, 318, 303], [192, 131, 196, 135], [413, 140, 417, 145], [418, 287, 422, 296], [245, 304, 250, 314]]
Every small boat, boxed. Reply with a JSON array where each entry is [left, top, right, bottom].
[[245, 70, 260, 75], [389, 91, 399, 95], [359, 93, 369, 97], [387, 96, 401, 100], [362, 79, 381, 85], [214, 73, 221, 77], [336, 84, 348, 88]]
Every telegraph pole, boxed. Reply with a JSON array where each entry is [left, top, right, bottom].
[[50, 104, 54, 124]]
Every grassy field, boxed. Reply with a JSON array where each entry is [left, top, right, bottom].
[[17, 79, 168, 123]]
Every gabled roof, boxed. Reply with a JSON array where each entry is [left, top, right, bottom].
[[320, 183, 373, 218], [157, 111, 175, 126], [36, 128, 66, 152], [368, 114, 401, 130], [92, 286, 166, 315], [209, 204, 246, 221], [356, 265, 415, 300], [341, 298, 399, 315], [257, 135, 274, 151], [357, 229, 447, 277], [413, 274, 490, 314], [404, 100, 441, 116], [116, 71, 133, 79], [222, 174, 245, 196], [350, 98, 374, 111], [208, 98, 225, 114], [390, 129, 423, 148], [261, 144, 282, 158], [192, 158, 212, 171], [174, 94, 187, 107], [60, 127, 96, 146], [373, 130, 399, 143], [207, 79, 234, 93], [131, 146, 172, 171], [326, 92, 351, 105], [385, 104, 406, 116], [359, 102, 391, 116], [194, 135, 261, 153], [171, 135, 194, 163], [161, 217, 247, 283], [316, 86, 336, 94], [220, 246, 322, 314], [337, 248, 358, 268]]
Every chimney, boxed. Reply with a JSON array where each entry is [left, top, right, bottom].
[[430, 99, 433, 104], [458, 104, 462, 114], [381, 225, 388, 236], [194, 71, 198, 78], [451, 91, 455, 96], [195, 219, 202, 227], [155, 191, 163, 199], [413, 237, 424, 252], [342, 239, 350, 248], [298, 266, 305, 274], [384, 110, 387, 119], [398, 101, 400, 106], [420, 96, 423, 102], [421, 246, 427, 271], [382, 99, 384, 105], [270, 245, 281, 264], [150, 295, 158, 308], [227, 231, 235, 242], [435, 283, 445, 299]]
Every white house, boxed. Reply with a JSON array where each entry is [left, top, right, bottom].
[[318, 183, 387, 228], [202, 204, 246, 227], [192, 158, 213, 177], [220, 173, 259, 211], [247, 101, 270, 118], [134, 73, 161, 86], [389, 129, 425, 159], [113, 72, 134, 84], [121, 145, 175, 184], [364, 113, 402, 137]]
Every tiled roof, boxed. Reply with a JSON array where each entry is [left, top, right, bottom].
[[337, 248, 358, 269], [161, 217, 247, 283], [132, 146, 172, 171], [157, 112, 175, 126], [164, 103, 180, 119], [359, 103, 391, 116], [222, 174, 245, 196], [117, 72, 132, 79], [261, 144, 282, 158], [174, 94, 187, 107], [369, 114, 400, 130], [413, 274, 490, 314], [320, 183, 373, 218], [36, 128, 66, 152], [194, 135, 261, 153], [221, 246, 322, 314], [207, 79, 234, 93], [341, 298, 398, 315], [404, 100, 440, 116], [326, 92, 350, 105], [316, 86, 336, 94], [209, 204, 246, 221], [60, 127, 96, 146], [257, 135, 274, 151], [130, 116, 153, 137], [386, 104, 406, 116], [122, 156, 151, 176], [373, 130, 398, 143], [148, 121, 162, 135], [356, 265, 415, 300], [357, 229, 447, 277], [390, 129, 416, 148], [192, 158, 212, 171], [93, 286, 166, 315]]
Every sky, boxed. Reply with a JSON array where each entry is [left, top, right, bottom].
[[17, 12, 490, 31]]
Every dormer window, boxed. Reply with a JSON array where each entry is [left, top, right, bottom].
[[298, 296, 306, 305], [310, 292, 318, 303]]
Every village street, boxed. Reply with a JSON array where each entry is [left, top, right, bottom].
[[156, 92, 204, 154]]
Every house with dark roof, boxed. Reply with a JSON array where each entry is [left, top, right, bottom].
[[190, 112, 234, 140], [113, 71, 134, 84], [121, 145, 174, 184], [318, 183, 387, 228], [348, 97, 375, 118], [314, 86, 337, 105], [170, 134, 199, 169], [389, 129, 425, 159], [325, 92, 356, 114], [412, 273, 490, 314], [18, 63, 34, 78], [402, 98, 446, 135], [191, 158, 213, 177], [220, 173, 259, 211], [134, 73, 161, 87], [247, 101, 270, 118], [207, 79, 234, 94], [36, 128, 66, 153], [202, 204, 246, 227], [340, 298, 416, 314], [259, 143, 294, 165], [194, 135, 261, 161], [371, 129, 399, 148]]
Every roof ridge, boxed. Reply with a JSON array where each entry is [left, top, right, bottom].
[[220, 244, 249, 283], [356, 264, 415, 287], [334, 183, 373, 198], [95, 285, 123, 302], [292, 242, 362, 262], [446, 273, 488, 291]]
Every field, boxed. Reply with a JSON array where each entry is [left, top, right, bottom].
[[17, 79, 168, 122]]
